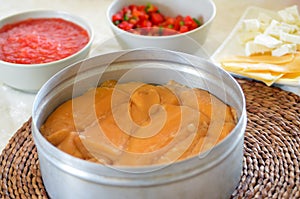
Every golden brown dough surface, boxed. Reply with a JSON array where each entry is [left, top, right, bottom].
[[40, 80, 237, 166]]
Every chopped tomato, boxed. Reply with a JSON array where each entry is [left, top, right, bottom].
[[179, 25, 189, 33], [139, 20, 152, 28], [165, 17, 175, 27], [111, 3, 203, 36], [118, 21, 134, 31], [145, 3, 158, 13], [128, 18, 138, 26], [112, 12, 123, 22], [151, 13, 164, 25]]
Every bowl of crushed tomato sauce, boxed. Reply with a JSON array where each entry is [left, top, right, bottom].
[[107, 0, 216, 54], [0, 10, 93, 92]]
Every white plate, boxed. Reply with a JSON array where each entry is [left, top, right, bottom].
[[211, 6, 300, 87]]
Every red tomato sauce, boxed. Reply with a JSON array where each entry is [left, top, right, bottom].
[[0, 18, 89, 64]]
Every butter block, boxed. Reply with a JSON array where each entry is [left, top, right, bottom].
[[264, 20, 281, 37], [239, 31, 260, 43], [272, 43, 297, 56], [254, 34, 282, 48], [278, 9, 297, 24], [258, 13, 272, 25], [285, 5, 300, 20], [243, 19, 260, 32], [280, 32, 300, 44], [245, 41, 271, 56]]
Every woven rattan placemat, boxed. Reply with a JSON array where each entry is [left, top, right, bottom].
[[0, 79, 299, 199]]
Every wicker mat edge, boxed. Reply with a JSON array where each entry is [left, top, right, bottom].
[[0, 79, 300, 199]]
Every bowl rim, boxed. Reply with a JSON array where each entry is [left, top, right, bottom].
[[106, 0, 216, 40], [0, 9, 94, 68]]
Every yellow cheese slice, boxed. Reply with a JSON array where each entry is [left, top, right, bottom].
[[221, 62, 288, 73], [227, 70, 283, 86], [221, 52, 300, 73], [281, 72, 300, 78], [281, 54, 300, 73], [278, 72, 300, 85], [220, 53, 295, 64]]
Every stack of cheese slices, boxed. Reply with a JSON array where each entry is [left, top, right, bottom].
[[220, 5, 300, 86]]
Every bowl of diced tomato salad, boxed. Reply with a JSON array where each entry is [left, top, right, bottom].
[[107, 0, 216, 54], [0, 10, 93, 93]]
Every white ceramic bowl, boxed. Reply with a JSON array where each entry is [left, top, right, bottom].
[[106, 0, 216, 54], [0, 10, 93, 93]]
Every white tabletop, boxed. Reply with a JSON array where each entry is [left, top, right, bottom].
[[0, 0, 299, 152]]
